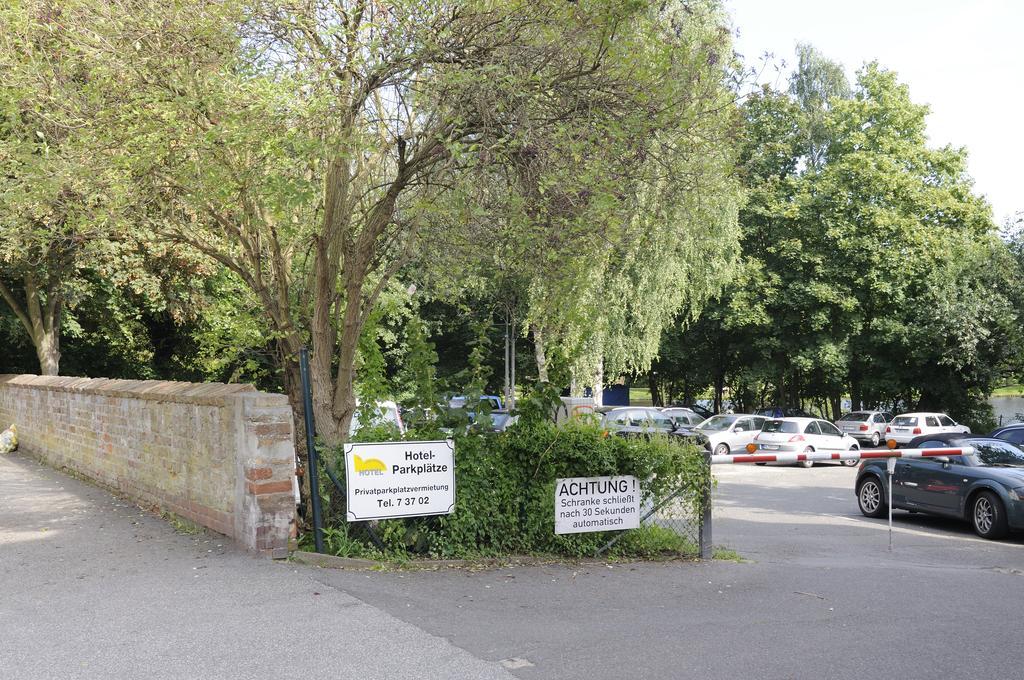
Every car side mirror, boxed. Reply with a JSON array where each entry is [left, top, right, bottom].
[[932, 456, 950, 467]]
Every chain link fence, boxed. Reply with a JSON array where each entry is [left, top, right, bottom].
[[593, 472, 710, 558]]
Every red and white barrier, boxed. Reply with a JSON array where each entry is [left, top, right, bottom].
[[710, 447, 974, 466]]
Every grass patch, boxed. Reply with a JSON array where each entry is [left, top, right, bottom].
[[161, 511, 203, 535], [629, 387, 654, 405], [712, 547, 744, 562], [992, 384, 1024, 397], [607, 524, 698, 558]]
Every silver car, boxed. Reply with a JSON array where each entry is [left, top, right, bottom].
[[835, 411, 893, 448]]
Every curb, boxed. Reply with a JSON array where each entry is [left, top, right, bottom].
[[290, 550, 699, 571]]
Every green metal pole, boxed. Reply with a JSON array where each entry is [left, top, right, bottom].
[[299, 347, 324, 554]]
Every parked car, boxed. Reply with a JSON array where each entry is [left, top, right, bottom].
[[671, 402, 714, 420], [885, 412, 970, 446], [661, 407, 704, 428], [750, 417, 860, 467], [696, 414, 767, 456], [350, 399, 406, 435], [855, 433, 1024, 539], [988, 423, 1024, 446], [754, 406, 814, 419], [474, 409, 518, 433], [448, 394, 503, 411], [602, 407, 681, 439], [835, 410, 894, 448]]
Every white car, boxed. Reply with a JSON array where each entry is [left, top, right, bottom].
[[696, 414, 767, 456], [751, 417, 861, 468], [350, 399, 406, 435], [885, 412, 970, 445]]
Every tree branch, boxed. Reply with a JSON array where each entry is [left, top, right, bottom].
[[0, 280, 33, 337]]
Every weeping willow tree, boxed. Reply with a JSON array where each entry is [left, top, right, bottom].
[[514, 0, 745, 400]]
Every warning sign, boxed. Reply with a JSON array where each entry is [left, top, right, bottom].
[[344, 440, 455, 521], [554, 475, 640, 534]]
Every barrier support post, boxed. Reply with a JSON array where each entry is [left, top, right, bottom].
[[699, 450, 713, 560], [887, 457, 896, 551]]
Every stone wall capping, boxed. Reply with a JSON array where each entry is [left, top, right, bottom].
[[0, 374, 260, 406]]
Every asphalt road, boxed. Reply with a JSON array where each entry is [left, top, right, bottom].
[[314, 463, 1024, 680], [0, 453, 515, 680], [5, 452, 1023, 679]]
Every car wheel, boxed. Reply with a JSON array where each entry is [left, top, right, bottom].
[[714, 443, 730, 457], [857, 477, 887, 518], [799, 447, 814, 468], [842, 454, 859, 467], [870, 432, 880, 447], [970, 491, 1009, 539]]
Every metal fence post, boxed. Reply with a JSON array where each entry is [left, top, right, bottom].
[[699, 450, 713, 560], [299, 347, 324, 554]]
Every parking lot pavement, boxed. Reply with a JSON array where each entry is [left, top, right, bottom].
[[313, 464, 1024, 680], [713, 463, 1024, 569], [0, 453, 515, 680]]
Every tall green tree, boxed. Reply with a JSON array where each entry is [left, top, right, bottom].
[[649, 56, 1020, 426], [0, 3, 110, 374], [55, 0, 744, 441]]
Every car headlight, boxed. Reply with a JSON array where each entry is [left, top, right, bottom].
[[1009, 487, 1024, 502]]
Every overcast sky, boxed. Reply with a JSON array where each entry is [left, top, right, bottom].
[[725, 0, 1022, 226]]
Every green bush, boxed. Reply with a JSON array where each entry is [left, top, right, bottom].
[[312, 420, 709, 560]]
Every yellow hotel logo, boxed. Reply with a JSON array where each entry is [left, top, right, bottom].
[[354, 455, 387, 475]]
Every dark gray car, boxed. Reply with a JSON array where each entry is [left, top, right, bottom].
[[855, 434, 1024, 539]]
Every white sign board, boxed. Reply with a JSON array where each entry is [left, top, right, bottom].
[[344, 440, 455, 521], [554, 475, 640, 534]]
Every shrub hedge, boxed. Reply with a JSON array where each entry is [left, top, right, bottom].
[[311, 420, 710, 560]]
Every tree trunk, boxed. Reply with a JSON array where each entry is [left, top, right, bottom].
[[850, 378, 862, 412], [1, 275, 62, 376], [329, 281, 365, 445], [714, 372, 724, 413], [36, 333, 60, 376], [648, 374, 662, 407], [532, 324, 548, 383], [830, 393, 843, 420], [591, 359, 604, 407]]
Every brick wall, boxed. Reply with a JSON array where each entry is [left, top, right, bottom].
[[0, 375, 297, 556]]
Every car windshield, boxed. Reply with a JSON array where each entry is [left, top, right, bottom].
[[892, 416, 918, 426], [838, 413, 870, 422], [481, 412, 511, 427], [638, 411, 675, 428], [762, 420, 799, 434], [970, 441, 1024, 467], [699, 415, 737, 432]]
